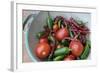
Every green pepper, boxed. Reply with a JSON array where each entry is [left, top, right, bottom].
[[36, 31, 45, 39], [69, 29, 74, 38], [58, 20, 62, 28], [48, 35, 55, 43], [61, 40, 69, 46], [67, 24, 74, 38], [47, 12, 53, 29], [79, 40, 91, 59], [54, 47, 71, 57], [53, 55, 65, 61]]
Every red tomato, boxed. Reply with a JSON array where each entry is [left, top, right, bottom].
[[55, 28, 69, 41], [64, 54, 75, 60], [39, 38, 48, 43], [53, 24, 59, 32], [35, 43, 51, 59], [69, 40, 84, 57]]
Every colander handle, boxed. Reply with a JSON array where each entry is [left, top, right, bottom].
[[23, 14, 35, 31]]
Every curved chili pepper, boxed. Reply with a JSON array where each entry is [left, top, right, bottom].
[[70, 17, 89, 31]]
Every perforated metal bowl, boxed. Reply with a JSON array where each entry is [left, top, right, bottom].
[[23, 11, 91, 62]]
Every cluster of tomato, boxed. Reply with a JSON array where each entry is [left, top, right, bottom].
[[34, 15, 90, 61]]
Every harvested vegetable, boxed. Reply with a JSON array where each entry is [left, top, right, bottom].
[[39, 38, 48, 43], [47, 12, 53, 29], [53, 24, 59, 32], [64, 54, 76, 61], [54, 47, 71, 57], [69, 39, 84, 57], [35, 43, 51, 59], [34, 15, 90, 61], [53, 55, 65, 61], [79, 40, 91, 59], [55, 28, 69, 41], [36, 31, 45, 39]]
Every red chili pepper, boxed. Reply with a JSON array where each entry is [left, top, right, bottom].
[[70, 18, 89, 31]]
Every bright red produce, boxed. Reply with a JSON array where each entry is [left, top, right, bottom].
[[64, 54, 75, 60], [35, 43, 51, 59], [55, 28, 69, 41], [69, 40, 84, 57], [39, 38, 48, 43]]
